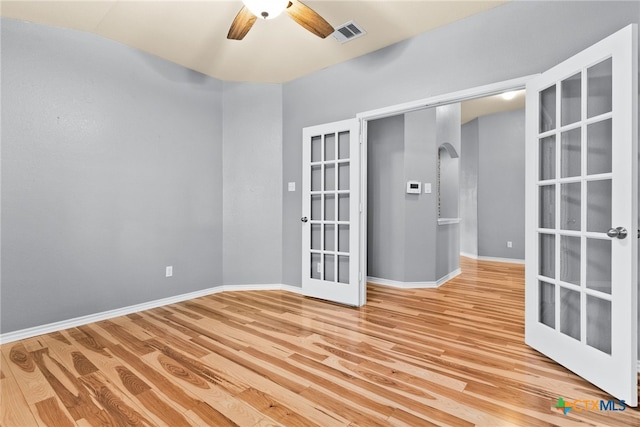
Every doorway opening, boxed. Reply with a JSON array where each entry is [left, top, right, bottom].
[[359, 78, 531, 289]]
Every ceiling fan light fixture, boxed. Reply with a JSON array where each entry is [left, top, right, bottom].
[[242, 0, 289, 19], [501, 91, 518, 101]]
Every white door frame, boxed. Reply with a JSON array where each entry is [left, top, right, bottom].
[[355, 74, 538, 285]]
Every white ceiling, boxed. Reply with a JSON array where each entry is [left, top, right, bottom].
[[1, 0, 508, 83]]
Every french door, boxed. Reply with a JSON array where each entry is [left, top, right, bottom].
[[301, 119, 364, 306], [525, 25, 638, 405]]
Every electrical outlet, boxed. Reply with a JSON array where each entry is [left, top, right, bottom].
[[166, 266, 173, 277], [507, 241, 513, 248]]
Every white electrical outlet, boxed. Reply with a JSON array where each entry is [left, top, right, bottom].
[[166, 266, 173, 277], [507, 241, 513, 248], [288, 182, 296, 192]]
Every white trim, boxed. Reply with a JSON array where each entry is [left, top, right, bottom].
[[460, 252, 478, 259], [437, 217, 461, 225], [476, 256, 525, 265], [0, 284, 301, 345], [357, 75, 538, 122], [367, 276, 439, 289], [222, 284, 303, 294], [436, 268, 462, 286], [460, 253, 525, 264], [368, 268, 461, 289]]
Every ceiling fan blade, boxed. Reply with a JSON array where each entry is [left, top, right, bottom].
[[227, 6, 257, 40], [286, 0, 334, 39]]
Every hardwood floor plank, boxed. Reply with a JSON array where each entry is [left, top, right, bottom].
[[33, 396, 76, 427], [236, 387, 321, 427], [298, 386, 393, 427], [129, 313, 209, 358], [96, 320, 154, 356], [198, 345, 348, 426], [70, 326, 235, 425], [139, 352, 247, 427], [3, 257, 640, 426], [386, 407, 442, 427], [0, 355, 39, 427], [42, 330, 198, 427], [1, 343, 57, 405], [194, 336, 310, 393], [78, 371, 153, 426]]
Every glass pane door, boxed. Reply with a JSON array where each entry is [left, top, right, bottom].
[[537, 58, 615, 354], [302, 119, 362, 306], [525, 24, 637, 406]]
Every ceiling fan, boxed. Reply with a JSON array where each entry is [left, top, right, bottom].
[[227, 0, 334, 41]]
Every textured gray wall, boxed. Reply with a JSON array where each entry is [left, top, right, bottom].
[[282, 1, 640, 286], [367, 115, 406, 281], [477, 109, 526, 260], [403, 109, 438, 282], [460, 119, 479, 257], [222, 82, 283, 284], [1, 19, 224, 333]]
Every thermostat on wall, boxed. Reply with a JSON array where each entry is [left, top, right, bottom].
[[406, 181, 421, 194]]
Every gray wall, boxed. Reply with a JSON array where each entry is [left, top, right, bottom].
[[367, 115, 406, 281], [282, 1, 639, 286], [222, 82, 283, 285], [477, 109, 526, 260], [1, 19, 224, 333], [404, 109, 439, 282], [460, 119, 479, 257]]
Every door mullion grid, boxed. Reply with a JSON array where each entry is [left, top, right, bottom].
[[579, 66, 588, 345], [334, 138, 340, 282], [554, 82, 562, 333], [321, 133, 326, 281]]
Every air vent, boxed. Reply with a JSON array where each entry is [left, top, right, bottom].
[[332, 21, 366, 43]]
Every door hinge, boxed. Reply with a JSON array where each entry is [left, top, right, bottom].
[[359, 271, 362, 282], [359, 202, 362, 213]]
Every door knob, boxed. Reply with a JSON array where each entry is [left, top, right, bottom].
[[301, 217, 308, 223], [607, 227, 628, 239]]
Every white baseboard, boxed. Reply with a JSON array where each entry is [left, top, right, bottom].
[[437, 268, 462, 285], [476, 256, 525, 264], [0, 283, 301, 345], [368, 268, 461, 289], [367, 276, 438, 289], [460, 254, 525, 264]]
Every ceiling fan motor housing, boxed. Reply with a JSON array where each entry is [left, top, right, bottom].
[[243, 0, 289, 20]]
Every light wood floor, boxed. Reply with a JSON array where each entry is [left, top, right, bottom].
[[2, 258, 640, 426]]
